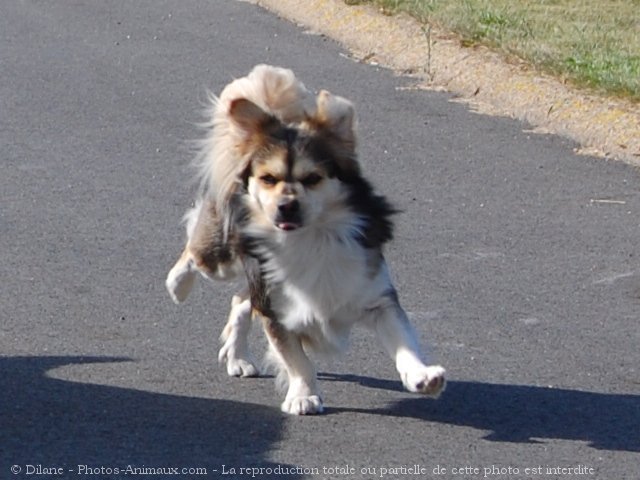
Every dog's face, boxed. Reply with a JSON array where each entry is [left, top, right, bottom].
[[247, 145, 340, 231], [230, 92, 359, 233]]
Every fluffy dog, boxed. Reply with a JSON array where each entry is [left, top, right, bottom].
[[166, 65, 445, 414]]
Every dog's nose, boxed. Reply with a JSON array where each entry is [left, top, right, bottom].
[[277, 199, 300, 215]]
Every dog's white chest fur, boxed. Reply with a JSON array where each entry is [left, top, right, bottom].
[[261, 224, 391, 349]]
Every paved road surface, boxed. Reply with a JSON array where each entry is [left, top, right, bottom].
[[2, 1, 638, 479]]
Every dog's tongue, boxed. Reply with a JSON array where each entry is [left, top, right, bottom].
[[278, 223, 298, 231]]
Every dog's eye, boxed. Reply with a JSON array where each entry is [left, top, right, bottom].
[[259, 174, 278, 186], [301, 173, 323, 187]]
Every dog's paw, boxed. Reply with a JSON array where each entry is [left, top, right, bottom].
[[281, 395, 324, 415], [226, 358, 259, 378], [166, 260, 196, 304], [402, 365, 446, 398], [218, 342, 259, 377]]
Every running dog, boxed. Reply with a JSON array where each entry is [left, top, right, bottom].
[[166, 65, 445, 414]]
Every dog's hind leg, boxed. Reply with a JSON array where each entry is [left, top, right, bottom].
[[218, 290, 259, 377], [372, 292, 446, 398], [260, 315, 323, 415]]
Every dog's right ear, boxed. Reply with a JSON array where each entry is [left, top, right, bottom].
[[228, 98, 279, 142]]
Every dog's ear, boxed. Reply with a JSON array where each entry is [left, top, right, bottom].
[[309, 90, 360, 176], [228, 98, 281, 141], [314, 90, 357, 150]]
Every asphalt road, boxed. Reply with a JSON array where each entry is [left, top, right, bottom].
[[2, 1, 639, 479]]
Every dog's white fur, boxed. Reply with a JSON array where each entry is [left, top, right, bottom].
[[167, 65, 445, 414], [254, 224, 445, 414]]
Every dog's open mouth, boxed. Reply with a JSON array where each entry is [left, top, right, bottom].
[[275, 210, 302, 232], [275, 200, 302, 232]]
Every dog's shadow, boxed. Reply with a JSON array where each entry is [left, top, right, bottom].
[[319, 373, 640, 452], [1, 356, 298, 474]]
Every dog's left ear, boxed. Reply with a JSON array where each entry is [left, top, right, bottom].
[[314, 90, 357, 151], [228, 98, 280, 142]]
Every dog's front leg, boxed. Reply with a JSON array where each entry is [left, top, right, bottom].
[[260, 315, 323, 415], [373, 293, 446, 397], [166, 246, 198, 304], [166, 197, 238, 304]]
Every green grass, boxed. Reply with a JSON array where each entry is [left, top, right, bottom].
[[348, 0, 640, 101]]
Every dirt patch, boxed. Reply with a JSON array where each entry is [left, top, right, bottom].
[[253, 0, 640, 166]]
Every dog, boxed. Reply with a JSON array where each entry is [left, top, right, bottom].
[[166, 65, 445, 414]]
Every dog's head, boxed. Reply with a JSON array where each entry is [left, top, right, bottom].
[[230, 90, 360, 233]]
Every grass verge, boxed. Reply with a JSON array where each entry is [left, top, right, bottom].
[[348, 0, 640, 102]]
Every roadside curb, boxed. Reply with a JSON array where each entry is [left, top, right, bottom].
[[255, 0, 640, 166]]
